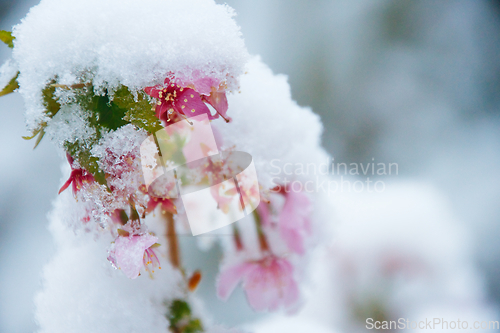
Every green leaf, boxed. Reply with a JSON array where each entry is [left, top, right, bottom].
[[93, 94, 129, 130], [117, 229, 130, 237], [23, 82, 62, 148], [22, 127, 43, 140], [76, 87, 128, 131], [0, 30, 15, 48], [168, 299, 192, 327], [22, 126, 45, 149], [167, 300, 204, 333], [56, 86, 128, 186], [0, 72, 19, 97], [42, 83, 61, 117], [183, 319, 203, 333], [33, 128, 46, 149], [113, 86, 163, 134]]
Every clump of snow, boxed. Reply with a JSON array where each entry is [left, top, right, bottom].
[[89, 124, 149, 219], [214, 56, 333, 254], [45, 104, 96, 149], [35, 191, 184, 333], [12, 0, 249, 130], [0, 59, 17, 90], [249, 315, 339, 333], [214, 56, 328, 190], [206, 326, 250, 333]]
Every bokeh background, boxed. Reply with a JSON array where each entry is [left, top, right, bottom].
[[1, 0, 500, 332]]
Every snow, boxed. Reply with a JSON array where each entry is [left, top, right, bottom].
[[0, 59, 17, 90], [34, 191, 184, 333], [45, 104, 96, 149], [12, 1, 335, 331], [12, 0, 249, 130], [214, 56, 328, 191]]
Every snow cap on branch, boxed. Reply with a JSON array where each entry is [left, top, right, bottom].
[[13, 0, 249, 130]]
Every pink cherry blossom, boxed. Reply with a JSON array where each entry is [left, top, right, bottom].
[[145, 196, 177, 215], [107, 233, 160, 279], [144, 78, 229, 124], [58, 154, 94, 196], [277, 191, 312, 255], [257, 189, 312, 255], [216, 255, 299, 312]]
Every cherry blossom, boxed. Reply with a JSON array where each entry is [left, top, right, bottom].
[[144, 78, 230, 124], [259, 188, 312, 255], [107, 233, 160, 279], [145, 196, 177, 215], [277, 190, 312, 255], [58, 154, 94, 196], [217, 255, 299, 312]]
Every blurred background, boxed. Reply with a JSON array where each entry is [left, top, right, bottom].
[[1, 0, 500, 332]]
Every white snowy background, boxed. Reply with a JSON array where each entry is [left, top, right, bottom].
[[1, 0, 500, 332]]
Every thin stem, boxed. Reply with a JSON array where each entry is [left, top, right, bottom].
[[215, 109, 230, 123], [164, 211, 181, 269], [50, 83, 88, 90], [252, 209, 270, 252], [232, 224, 244, 251]]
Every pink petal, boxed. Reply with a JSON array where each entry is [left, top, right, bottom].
[[278, 191, 312, 255], [114, 234, 158, 279], [245, 266, 280, 311], [256, 202, 272, 227], [179, 75, 219, 95], [156, 101, 169, 119], [216, 262, 256, 301], [281, 228, 305, 255], [144, 86, 161, 98], [203, 91, 229, 121], [243, 257, 299, 312], [275, 259, 299, 308], [145, 197, 160, 214], [58, 177, 72, 194], [174, 88, 212, 119]]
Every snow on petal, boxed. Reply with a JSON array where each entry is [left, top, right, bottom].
[[110, 234, 158, 279]]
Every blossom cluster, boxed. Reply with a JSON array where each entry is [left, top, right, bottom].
[[0, 0, 330, 332]]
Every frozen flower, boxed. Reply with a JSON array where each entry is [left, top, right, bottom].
[[145, 196, 177, 215], [107, 233, 160, 279], [216, 255, 299, 312], [58, 154, 94, 196], [277, 191, 312, 255], [258, 188, 312, 255], [144, 78, 229, 124]]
